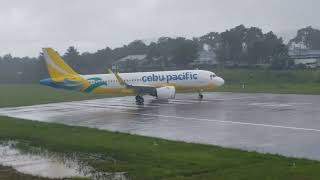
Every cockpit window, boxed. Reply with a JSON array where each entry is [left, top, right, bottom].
[[210, 73, 216, 79]]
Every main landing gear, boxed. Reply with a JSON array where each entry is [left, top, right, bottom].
[[135, 95, 144, 104], [198, 89, 204, 100]]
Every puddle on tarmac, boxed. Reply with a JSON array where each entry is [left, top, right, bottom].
[[0, 141, 128, 180]]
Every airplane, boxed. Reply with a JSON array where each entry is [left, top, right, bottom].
[[40, 48, 224, 104]]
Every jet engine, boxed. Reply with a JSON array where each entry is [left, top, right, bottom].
[[155, 86, 176, 99]]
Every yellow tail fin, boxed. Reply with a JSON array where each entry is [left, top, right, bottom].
[[42, 48, 79, 79]]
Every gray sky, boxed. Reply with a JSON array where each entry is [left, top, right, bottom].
[[0, 0, 319, 57]]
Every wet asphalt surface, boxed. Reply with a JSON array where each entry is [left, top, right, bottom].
[[0, 92, 320, 160]]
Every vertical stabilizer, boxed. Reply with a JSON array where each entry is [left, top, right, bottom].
[[42, 48, 79, 78]]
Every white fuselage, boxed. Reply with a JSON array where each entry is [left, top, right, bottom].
[[81, 70, 224, 94]]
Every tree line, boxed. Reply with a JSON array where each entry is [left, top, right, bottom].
[[1, 25, 320, 83]]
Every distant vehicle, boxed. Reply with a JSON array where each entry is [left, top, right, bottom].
[[40, 48, 224, 104]]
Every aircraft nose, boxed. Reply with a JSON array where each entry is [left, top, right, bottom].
[[214, 77, 225, 87]]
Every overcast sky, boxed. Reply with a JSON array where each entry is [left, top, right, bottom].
[[0, 0, 319, 57]]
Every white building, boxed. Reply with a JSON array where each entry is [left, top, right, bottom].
[[191, 44, 218, 65], [294, 58, 320, 68], [112, 55, 147, 71], [289, 49, 320, 68]]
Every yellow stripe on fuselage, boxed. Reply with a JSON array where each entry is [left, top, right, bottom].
[[87, 83, 217, 95]]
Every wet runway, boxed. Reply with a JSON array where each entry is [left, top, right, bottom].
[[1, 92, 320, 160]]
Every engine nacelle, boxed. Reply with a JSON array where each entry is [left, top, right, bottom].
[[155, 86, 176, 99]]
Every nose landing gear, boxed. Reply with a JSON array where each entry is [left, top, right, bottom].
[[135, 95, 144, 104]]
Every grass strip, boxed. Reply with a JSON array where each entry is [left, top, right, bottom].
[[1, 116, 320, 179]]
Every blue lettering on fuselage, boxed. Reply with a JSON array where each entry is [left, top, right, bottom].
[[141, 72, 198, 82]]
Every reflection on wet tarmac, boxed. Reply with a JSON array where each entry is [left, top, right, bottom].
[[0, 92, 320, 160]]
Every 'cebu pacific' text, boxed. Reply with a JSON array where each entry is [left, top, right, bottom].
[[142, 72, 198, 82]]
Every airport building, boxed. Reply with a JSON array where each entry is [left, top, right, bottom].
[[112, 54, 147, 71], [289, 49, 320, 68], [190, 44, 218, 66]]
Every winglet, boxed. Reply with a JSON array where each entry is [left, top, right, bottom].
[[108, 69, 127, 86], [107, 69, 114, 74]]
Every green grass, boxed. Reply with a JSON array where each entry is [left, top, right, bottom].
[[0, 84, 118, 107], [213, 68, 320, 94], [213, 68, 320, 84], [1, 116, 320, 180]]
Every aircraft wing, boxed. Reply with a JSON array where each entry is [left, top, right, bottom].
[[108, 69, 157, 95]]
